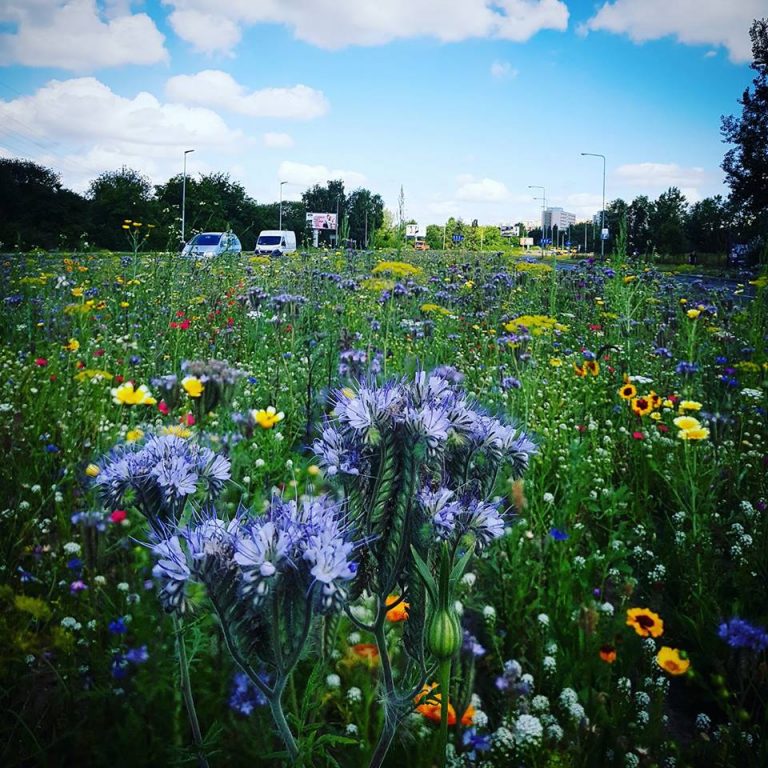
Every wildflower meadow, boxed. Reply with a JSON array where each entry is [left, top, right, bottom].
[[1, 244, 766, 768]]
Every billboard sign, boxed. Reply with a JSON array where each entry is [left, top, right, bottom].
[[601, 228, 610, 240], [452, 234, 464, 243], [307, 212, 337, 230], [499, 225, 519, 238], [519, 237, 534, 247]]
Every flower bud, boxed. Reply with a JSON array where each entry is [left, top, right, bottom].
[[427, 607, 461, 660]]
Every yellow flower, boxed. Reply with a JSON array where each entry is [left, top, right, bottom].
[[307, 465, 321, 477], [626, 607, 664, 638], [686, 308, 701, 319], [673, 415, 701, 431], [618, 383, 637, 400], [678, 400, 702, 411], [126, 428, 145, 442], [182, 375, 204, 398], [371, 260, 423, 278], [162, 425, 192, 438], [85, 463, 100, 477], [253, 406, 284, 429], [549, 358, 562, 367], [631, 396, 653, 417], [71, 286, 84, 297], [656, 646, 690, 675], [678, 427, 710, 441], [64, 338, 80, 352], [623, 275, 636, 284], [111, 382, 157, 406], [120, 301, 130, 308]]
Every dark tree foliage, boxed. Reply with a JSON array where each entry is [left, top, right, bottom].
[[88, 167, 158, 250], [345, 188, 385, 248], [0, 159, 88, 250], [721, 18, 768, 233]]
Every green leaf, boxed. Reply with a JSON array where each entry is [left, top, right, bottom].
[[448, 545, 475, 592], [410, 545, 438, 603]]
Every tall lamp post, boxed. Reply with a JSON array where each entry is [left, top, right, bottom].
[[581, 152, 606, 259], [279, 180, 287, 231], [528, 184, 546, 257], [181, 149, 195, 244]]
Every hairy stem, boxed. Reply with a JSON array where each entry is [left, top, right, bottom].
[[173, 616, 209, 768]]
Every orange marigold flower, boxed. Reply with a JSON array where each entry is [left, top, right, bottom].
[[656, 646, 690, 675], [585, 360, 600, 376], [385, 595, 409, 622], [350, 643, 380, 667], [626, 607, 664, 638], [414, 684, 474, 726], [599, 644, 617, 663], [573, 363, 587, 377]]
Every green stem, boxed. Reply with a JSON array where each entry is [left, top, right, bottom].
[[173, 616, 209, 768], [268, 683, 299, 762], [438, 658, 451, 768]]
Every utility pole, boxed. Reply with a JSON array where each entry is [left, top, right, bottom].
[[181, 149, 195, 244]]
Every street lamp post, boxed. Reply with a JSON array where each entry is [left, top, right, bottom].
[[581, 152, 606, 259], [528, 184, 546, 257], [181, 149, 195, 245], [279, 180, 287, 231], [335, 195, 341, 247]]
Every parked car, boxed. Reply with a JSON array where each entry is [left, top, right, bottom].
[[181, 232, 242, 258], [255, 230, 297, 256]]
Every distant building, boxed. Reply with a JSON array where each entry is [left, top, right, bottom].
[[592, 210, 607, 226], [543, 207, 576, 230]]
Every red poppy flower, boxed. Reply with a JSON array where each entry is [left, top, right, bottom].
[[158, 400, 169, 415], [114, 374, 124, 384], [110, 509, 127, 523], [34, 357, 48, 367]]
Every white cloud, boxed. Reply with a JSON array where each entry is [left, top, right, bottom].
[[0, 77, 246, 190], [168, 10, 241, 54], [490, 60, 519, 79], [166, 70, 329, 120], [0, 0, 167, 70], [162, 0, 568, 54], [582, 0, 761, 63], [456, 176, 512, 202], [278, 160, 366, 189], [263, 132, 294, 149], [614, 162, 707, 189]]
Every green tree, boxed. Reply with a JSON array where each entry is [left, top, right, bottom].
[[88, 167, 156, 250], [627, 195, 653, 256], [425, 224, 444, 250], [721, 18, 768, 235], [0, 158, 88, 250], [345, 188, 384, 248], [650, 187, 689, 256], [686, 195, 730, 254]]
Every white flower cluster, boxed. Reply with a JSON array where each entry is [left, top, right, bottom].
[[514, 713, 544, 749], [559, 688, 585, 725]]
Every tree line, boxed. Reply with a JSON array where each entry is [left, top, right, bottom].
[[0, 162, 386, 252]]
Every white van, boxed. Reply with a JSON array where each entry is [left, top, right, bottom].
[[255, 230, 297, 255]]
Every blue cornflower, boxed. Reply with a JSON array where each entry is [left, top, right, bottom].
[[715, 356, 728, 365], [108, 617, 128, 634], [125, 646, 149, 664], [229, 671, 268, 715], [45, 444, 60, 453], [675, 361, 700, 375], [462, 728, 492, 757], [718, 618, 768, 652], [549, 528, 569, 541], [66, 557, 83, 571]]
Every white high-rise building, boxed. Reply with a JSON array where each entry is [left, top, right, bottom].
[[543, 207, 576, 230]]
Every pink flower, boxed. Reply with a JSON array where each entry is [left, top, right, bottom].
[[35, 357, 48, 367], [110, 510, 127, 524], [158, 400, 169, 415], [632, 431, 644, 440]]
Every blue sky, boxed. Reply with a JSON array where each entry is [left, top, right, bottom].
[[0, 0, 762, 227]]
